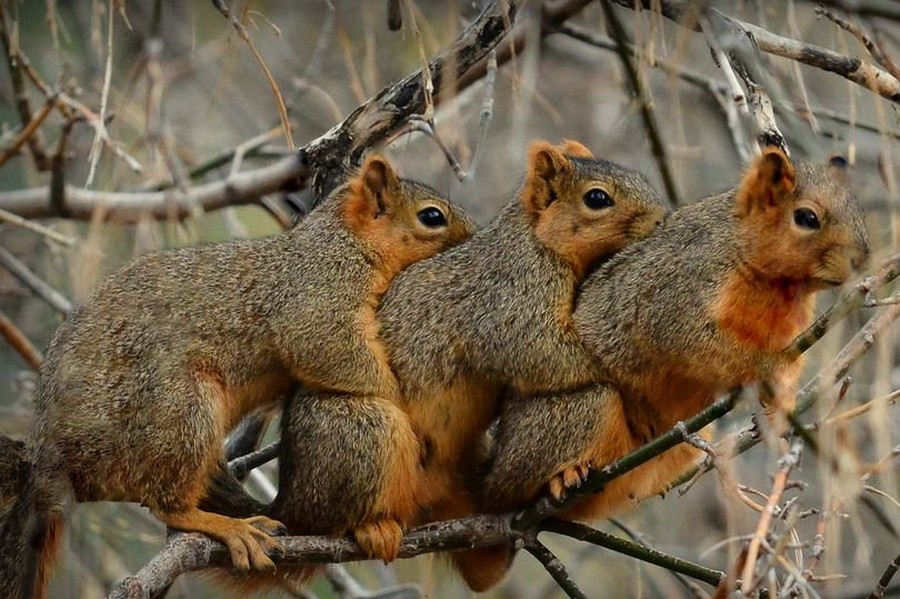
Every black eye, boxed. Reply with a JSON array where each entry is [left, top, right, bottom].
[[583, 188, 615, 210], [793, 207, 820, 230], [417, 206, 447, 228]]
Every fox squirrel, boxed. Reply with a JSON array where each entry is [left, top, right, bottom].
[[458, 148, 870, 591], [0, 154, 474, 599], [202, 139, 670, 592]]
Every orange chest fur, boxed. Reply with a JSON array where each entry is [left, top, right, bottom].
[[713, 272, 815, 354]]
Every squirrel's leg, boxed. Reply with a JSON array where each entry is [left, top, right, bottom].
[[147, 373, 285, 571], [199, 461, 270, 519], [154, 508, 284, 571], [448, 385, 622, 592], [351, 398, 421, 562], [271, 392, 424, 563]]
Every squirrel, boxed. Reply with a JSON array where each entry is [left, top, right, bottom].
[[457, 148, 870, 592], [0, 153, 474, 599], [202, 139, 670, 592]]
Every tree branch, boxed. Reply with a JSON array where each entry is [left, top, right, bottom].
[[542, 518, 725, 587], [0, 0, 517, 222], [610, 0, 900, 103], [524, 537, 588, 599]]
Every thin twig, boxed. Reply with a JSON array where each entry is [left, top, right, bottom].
[[0, 96, 56, 169], [0, 308, 43, 370], [524, 537, 588, 599], [739, 442, 803, 596], [543, 518, 725, 587], [211, 0, 294, 150], [788, 251, 900, 358], [868, 551, 900, 599], [821, 388, 900, 427], [85, 0, 116, 187], [466, 49, 497, 181], [0, 246, 72, 314], [609, 1, 900, 103], [0, 207, 75, 246], [227, 441, 280, 479], [600, 0, 681, 206], [0, 2, 51, 170]]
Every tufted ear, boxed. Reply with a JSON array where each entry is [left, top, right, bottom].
[[358, 154, 401, 216], [558, 139, 595, 159], [524, 140, 574, 213], [735, 147, 797, 216]]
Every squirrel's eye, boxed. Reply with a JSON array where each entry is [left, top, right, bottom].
[[793, 207, 820, 230], [417, 206, 447, 228], [583, 188, 615, 210]]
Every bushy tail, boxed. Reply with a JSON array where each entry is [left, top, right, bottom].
[[209, 564, 319, 596], [0, 435, 63, 599], [451, 546, 516, 593]]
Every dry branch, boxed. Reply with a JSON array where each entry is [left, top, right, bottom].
[[0, 246, 72, 314], [610, 0, 900, 103], [0, 0, 517, 222], [0, 308, 42, 371]]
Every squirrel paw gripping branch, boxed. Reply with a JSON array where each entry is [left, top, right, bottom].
[[458, 147, 870, 592], [0, 154, 474, 599]]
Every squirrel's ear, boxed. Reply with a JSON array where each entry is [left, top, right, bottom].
[[559, 139, 594, 159], [736, 147, 797, 216], [525, 141, 573, 212], [827, 155, 851, 185], [357, 154, 401, 216]]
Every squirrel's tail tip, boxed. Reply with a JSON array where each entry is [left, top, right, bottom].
[[450, 546, 516, 593], [0, 434, 63, 599]]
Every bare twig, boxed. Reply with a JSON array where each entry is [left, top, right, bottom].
[[600, 0, 681, 205], [85, 0, 116, 187], [788, 250, 900, 358], [525, 538, 588, 599], [0, 207, 75, 246], [543, 518, 725, 587], [816, 7, 900, 82], [0, 308, 43, 371], [739, 441, 803, 596], [466, 49, 497, 181], [0, 2, 51, 170], [227, 441, 280, 479], [0, 97, 56, 169], [868, 551, 900, 599], [211, 0, 294, 150], [609, 1, 900, 103], [0, 246, 72, 314]]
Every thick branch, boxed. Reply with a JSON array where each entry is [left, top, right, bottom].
[[108, 515, 512, 599]]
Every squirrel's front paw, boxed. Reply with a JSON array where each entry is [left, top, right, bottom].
[[548, 461, 592, 501], [353, 519, 404, 563]]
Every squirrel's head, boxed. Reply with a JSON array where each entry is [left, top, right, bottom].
[[522, 139, 669, 278], [344, 154, 475, 275], [735, 148, 869, 290]]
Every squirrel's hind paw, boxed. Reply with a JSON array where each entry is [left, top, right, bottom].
[[548, 462, 592, 501], [353, 519, 404, 563]]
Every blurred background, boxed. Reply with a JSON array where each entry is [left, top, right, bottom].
[[0, 0, 897, 597]]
